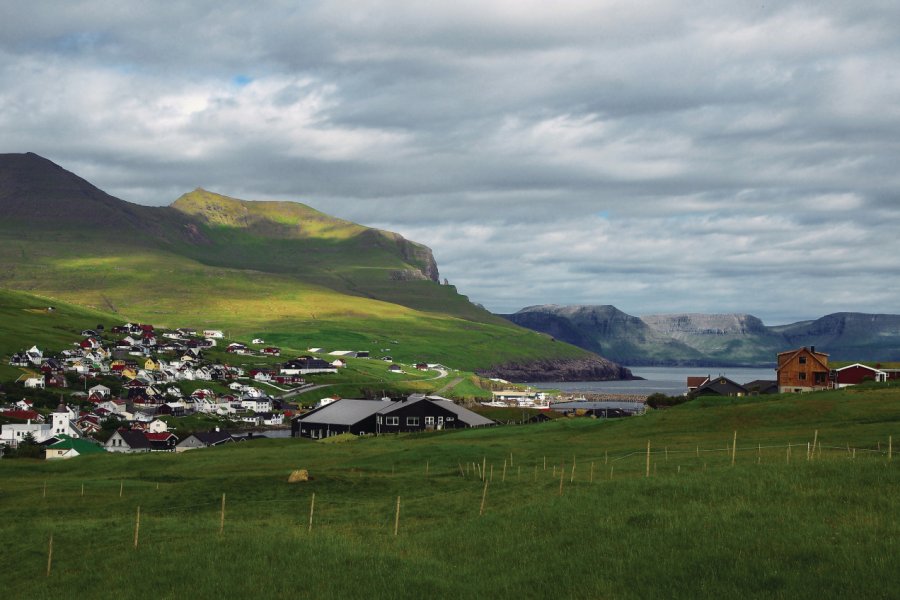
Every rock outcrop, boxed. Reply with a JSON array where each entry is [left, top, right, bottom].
[[477, 357, 635, 383]]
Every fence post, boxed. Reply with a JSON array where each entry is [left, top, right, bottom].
[[219, 493, 226, 535], [811, 430, 818, 461], [134, 506, 141, 549], [731, 431, 737, 467], [479, 480, 489, 516], [558, 464, 564, 496], [120, 480, 124, 498], [394, 496, 401, 536], [646, 441, 651, 477], [502, 460, 507, 483], [308, 493, 315, 533]]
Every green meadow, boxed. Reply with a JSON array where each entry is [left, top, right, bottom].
[[2, 386, 897, 598]]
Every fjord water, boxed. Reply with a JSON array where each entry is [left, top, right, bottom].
[[529, 366, 775, 395]]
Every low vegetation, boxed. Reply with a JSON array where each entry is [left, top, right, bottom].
[[1, 386, 897, 598]]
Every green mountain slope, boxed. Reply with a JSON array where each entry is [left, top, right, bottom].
[[0, 153, 615, 375]]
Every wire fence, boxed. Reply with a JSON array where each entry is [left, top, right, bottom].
[[3, 433, 895, 580]]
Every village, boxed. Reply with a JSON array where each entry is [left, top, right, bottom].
[[0, 320, 439, 456], [2, 320, 896, 460]]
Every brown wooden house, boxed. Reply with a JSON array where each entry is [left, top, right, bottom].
[[776, 347, 831, 393]]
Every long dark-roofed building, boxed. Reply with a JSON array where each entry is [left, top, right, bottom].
[[291, 395, 494, 439]]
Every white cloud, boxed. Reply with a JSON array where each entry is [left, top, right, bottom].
[[1, 1, 899, 322]]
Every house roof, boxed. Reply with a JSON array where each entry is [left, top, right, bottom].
[[114, 430, 152, 449], [693, 376, 748, 396], [686, 376, 709, 388], [776, 347, 830, 371], [181, 431, 234, 446], [144, 432, 177, 442], [48, 435, 106, 454], [834, 363, 886, 373], [295, 399, 391, 425]]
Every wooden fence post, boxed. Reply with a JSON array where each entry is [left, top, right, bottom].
[[134, 506, 141, 549], [425, 461, 429, 476], [811, 430, 818, 461], [458, 462, 465, 477], [510, 451, 514, 467], [43, 481, 47, 499], [308, 493, 315, 533], [479, 480, 488, 516], [543, 455, 546, 470], [731, 431, 737, 467], [219, 493, 226, 535], [558, 465, 564, 496], [394, 496, 401, 536], [119, 480, 124, 498], [646, 441, 651, 478], [46, 534, 53, 577], [502, 460, 507, 483], [482, 457, 487, 482], [570, 462, 576, 483], [889, 436, 892, 462]]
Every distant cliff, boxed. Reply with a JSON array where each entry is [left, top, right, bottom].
[[476, 356, 635, 382], [504, 305, 900, 366]]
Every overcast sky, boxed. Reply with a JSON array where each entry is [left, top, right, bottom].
[[2, 1, 899, 323]]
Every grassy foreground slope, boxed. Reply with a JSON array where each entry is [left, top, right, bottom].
[[1, 387, 897, 598], [0, 153, 598, 372]]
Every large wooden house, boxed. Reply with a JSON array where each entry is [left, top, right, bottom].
[[776, 347, 831, 393]]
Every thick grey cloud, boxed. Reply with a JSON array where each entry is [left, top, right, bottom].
[[1, 1, 899, 323]]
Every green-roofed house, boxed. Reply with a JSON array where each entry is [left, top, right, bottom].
[[44, 435, 106, 460]]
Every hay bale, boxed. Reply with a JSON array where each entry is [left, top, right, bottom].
[[288, 469, 309, 483]]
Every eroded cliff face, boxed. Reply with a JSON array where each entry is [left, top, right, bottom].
[[476, 357, 634, 382]]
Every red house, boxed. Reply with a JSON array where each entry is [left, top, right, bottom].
[[833, 363, 887, 388]]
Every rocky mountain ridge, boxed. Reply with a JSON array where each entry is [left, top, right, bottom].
[[505, 305, 900, 366]]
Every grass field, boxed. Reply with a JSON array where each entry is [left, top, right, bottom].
[[1, 386, 897, 598]]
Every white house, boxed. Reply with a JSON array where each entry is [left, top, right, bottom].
[[26, 345, 43, 365], [259, 412, 283, 426], [241, 397, 272, 413], [252, 338, 265, 345], [203, 330, 225, 339], [147, 419, 169, 433], [0, 403, 81, 448], [88, 384, 111, 398], [24, 377, 45, 389]]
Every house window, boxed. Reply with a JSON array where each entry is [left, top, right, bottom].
[[446, 416, 455, 422], [406, 417, 419, 426], [376, 416, 382, 424], [385, 416, 399, 426], [799, 356, 807, 364], [799, 372, 806, 381], [425, 416, 434, 426]]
